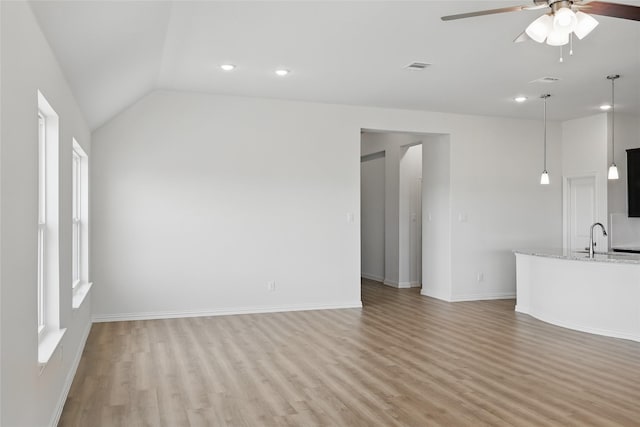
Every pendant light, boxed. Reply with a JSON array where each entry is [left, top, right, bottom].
[[607, 74, 620, 180], [540, 94, 551, 185]]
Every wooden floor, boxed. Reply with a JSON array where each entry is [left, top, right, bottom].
[[59, 279, 640, 426]]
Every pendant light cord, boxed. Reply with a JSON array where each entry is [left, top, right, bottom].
[[544, 96, 547, 171], [611, 76, 615, 162], [542, 94, 550, 171], [607, 75, 620, 165]]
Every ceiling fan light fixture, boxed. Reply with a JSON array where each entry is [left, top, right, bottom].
[[525, 14, 553, 43], [546, 29, 569, 46], [574, 11, 599, 39], [553, 7, 577, 34]]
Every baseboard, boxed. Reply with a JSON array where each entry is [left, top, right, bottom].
[[450, 292, 516, 302], [49, 320, 92, 427], [383, 279, 399, 288], [93, 301, 363, 323], [397, 281, 416, 289], [361, 273, 384, 282], [420, 288, 452, 301], [383, 280, 421, 289]]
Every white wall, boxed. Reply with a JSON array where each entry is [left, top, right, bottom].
[[360, 153, 385, 281], [562, 114, 609, 250], [0, 3, 93, 426], [399, 144, 422, 286], [92, 90, 562, 316], [607, 113, 640, 247], [422, 135, 451, 300], [91, 90, 363, 320]]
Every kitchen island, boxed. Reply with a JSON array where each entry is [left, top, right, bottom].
[[514, 249, 640, 342]]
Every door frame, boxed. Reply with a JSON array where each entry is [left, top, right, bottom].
[[562, 172, 600, 251]]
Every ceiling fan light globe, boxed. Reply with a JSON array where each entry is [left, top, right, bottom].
[[574, 11, 599, 39], [525, 14, 553, 43], [552, 7, 577, 34], [546, 29, 569, 46]]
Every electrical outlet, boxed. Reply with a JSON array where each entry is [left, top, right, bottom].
[[476, 272, 484, 282], [267, 281, 276, 291]]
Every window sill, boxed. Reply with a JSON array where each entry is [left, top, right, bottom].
[[38, 328, 66, 369], [72, 281, 93, 310]]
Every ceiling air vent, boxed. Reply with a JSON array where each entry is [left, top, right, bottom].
[[530, 76, 561, 84], [405, 62, 431, 70]]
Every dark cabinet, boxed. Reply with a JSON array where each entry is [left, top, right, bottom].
[[627, 148, 640, 217]]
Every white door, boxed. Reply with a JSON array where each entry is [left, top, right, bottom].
[[567, 175, 597, 251]]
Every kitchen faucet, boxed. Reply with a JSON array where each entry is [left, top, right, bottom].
[[589, 222, 608, 258]]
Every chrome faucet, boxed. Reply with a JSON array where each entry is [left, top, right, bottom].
[[589, 222, 608, 258]]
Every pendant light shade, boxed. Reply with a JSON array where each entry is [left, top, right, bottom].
[[540, 94, 551, 185], [607, 74, 620, 181], [540, 171, 550, 185]]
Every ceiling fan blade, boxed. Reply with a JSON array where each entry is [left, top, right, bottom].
[[514, 31, 532, 43], [441, 5, 529, 21], [523, 4, 550, 10], [581, 1, 640, 21]]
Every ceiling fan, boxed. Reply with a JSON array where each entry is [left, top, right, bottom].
[[442, 1, 640, 46]]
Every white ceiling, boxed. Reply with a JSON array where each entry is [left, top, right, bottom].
[[30, 0, 640, 130]]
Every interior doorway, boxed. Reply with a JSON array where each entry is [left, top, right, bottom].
[[360, 152, 386, 282], [360, 131, 423, 288]]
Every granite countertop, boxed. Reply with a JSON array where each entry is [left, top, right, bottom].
[[514, 248, 640, 265]]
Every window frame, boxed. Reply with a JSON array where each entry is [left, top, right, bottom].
[[37, 112, 46, 336], [37, 90, 66, 367]]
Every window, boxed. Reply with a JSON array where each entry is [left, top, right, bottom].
[[71, 139, 89, 304], [37, 91, 65, 366]]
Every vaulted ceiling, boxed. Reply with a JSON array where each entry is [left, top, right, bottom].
[[30, 1, 640, 130]]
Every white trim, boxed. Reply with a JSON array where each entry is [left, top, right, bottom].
[[72, 281, 93, 310], [92, 301, 363, 323], [450, 292, 516, 302], [361, 272, 384, 282], [38, 328, 66, 368], [383, 279, 399, 288], [48, 322, 92, 427], [421, 289, 515, 302], [420, 288, 452, 301]]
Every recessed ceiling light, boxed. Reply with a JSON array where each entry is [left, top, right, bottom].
[[600, 104, 612, 111], [514, 96, 527, 103], [275, 69, 290, 77], [220, 64, 235, 71]]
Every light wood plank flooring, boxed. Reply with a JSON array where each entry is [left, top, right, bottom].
[[59, 279, 640, 426]]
